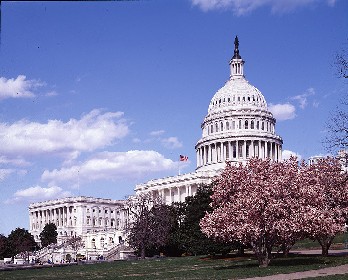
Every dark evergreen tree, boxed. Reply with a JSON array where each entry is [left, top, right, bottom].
[[7, 228, 38, 256], [0, 234, 10, 258], [40, 222, 58, 247], [166, 185, 241, 256]]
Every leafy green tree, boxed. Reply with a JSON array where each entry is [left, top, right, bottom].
[[7, 228, 38, 256], [0, 234, 10, 258], [40, 222, 58, 247], [168, 185, 238, 256]]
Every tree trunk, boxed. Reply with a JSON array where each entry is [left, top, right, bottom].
[[317, 236, 333, 257], [321, 245, 329, 257], [253, 241, 272, 268], [238, 245, 244, 256], [140, 247, 146, 259]]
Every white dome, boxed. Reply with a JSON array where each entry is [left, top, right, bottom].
[[208, 76, 267, 114], [195, 36, 283, 173]]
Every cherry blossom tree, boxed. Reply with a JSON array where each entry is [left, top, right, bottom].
[[299, 157, 348, 256], [200, 157, 303, 267]]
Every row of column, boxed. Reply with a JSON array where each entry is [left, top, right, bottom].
[[30, 205, 75, 231], [197, 139, 282, 167], [151, 184, 196, 204]]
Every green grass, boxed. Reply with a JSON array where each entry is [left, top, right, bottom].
[[1, 253, 348, 280], [292, 233, 348, 250]]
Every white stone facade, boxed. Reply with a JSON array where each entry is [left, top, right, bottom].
[[29, 196, 128, 247]]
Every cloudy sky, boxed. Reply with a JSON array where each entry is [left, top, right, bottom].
[[0, 0, 347, 235]]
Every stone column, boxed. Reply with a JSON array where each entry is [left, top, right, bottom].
[[236, 140, 239, 159], [265, 141, 268, 158], [270, 142, 273, 160], [243, 140, 247, 159]]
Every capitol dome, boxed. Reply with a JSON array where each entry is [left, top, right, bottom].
[[208, 77, 268, 114], [195, 36, 283, 172]]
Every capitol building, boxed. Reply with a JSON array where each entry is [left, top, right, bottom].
[[28, 37, 283, 260]]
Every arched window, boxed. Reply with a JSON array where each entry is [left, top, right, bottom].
[[92, 238, 96, 248], [211, 124, 213, 133], [232, 121, 235, 129], [261, 122, 264, 130], [245, 120, 248, 129], [257, 121, 259, 130], [221, 122, 223, 131], [251, 120, 254, 129], [100, 237, 105, 248], [216, 123, 218, 132], [239, 120, 242, 129], [226, 121, 229, 130]]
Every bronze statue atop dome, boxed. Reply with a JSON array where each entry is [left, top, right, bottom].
[[232, 35, 242, 59]]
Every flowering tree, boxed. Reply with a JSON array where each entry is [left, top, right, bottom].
[[299, 157, 348, 256], [126, 193, 173, 259], [200, 157, 303, 267]]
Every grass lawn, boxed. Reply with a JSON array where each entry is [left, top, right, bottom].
[[1, 253, 348, 280], [292, 233, 348, 250]]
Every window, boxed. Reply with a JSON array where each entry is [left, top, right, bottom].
[[226, 121, 229, 130], [221, 122, 223, 131], [239, 120, 242, 129], [251, 120, 254, 129], [262, 122, 264, 130], [216, 123, 218, 132], [257, 121, 259, 130], [245, 120, 248, 129], [232, 121, 235, 129], [211, 124, 213, 133]]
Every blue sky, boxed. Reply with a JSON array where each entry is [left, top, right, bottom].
[[0, 0, 347, 235]]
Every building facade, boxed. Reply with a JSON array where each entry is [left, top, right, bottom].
[[29, 196, 128, 247]]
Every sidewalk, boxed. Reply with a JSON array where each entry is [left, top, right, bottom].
[[240, 249, 348, 280]]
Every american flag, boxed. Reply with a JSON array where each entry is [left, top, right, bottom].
[[179, 155, 188, 161]]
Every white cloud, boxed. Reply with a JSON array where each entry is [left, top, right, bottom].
[[161, 137, 183, 149], [0, 109, 129, 159], [45, 91, 58, 97], [0, 169, 14, 181], [268, 103, 296, 121], [282, 149, 302, 161], [0, 75, 44, 100], [41, 150, 177, 185], [5, 185, 71, 204], [191, 0, 336, 15], [291, 87, 315, 109], [0, 156, 31, 167], [149, 130, 165, 136]]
